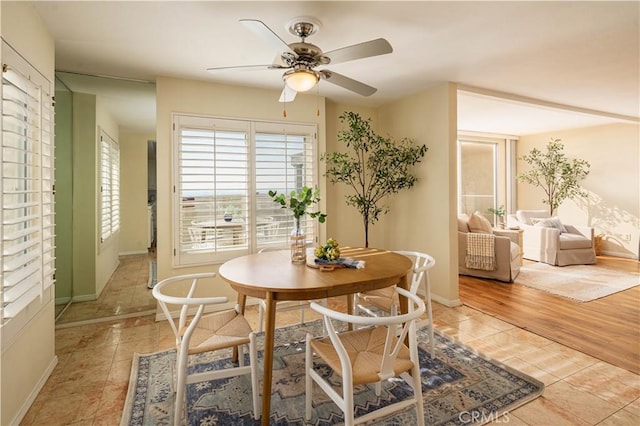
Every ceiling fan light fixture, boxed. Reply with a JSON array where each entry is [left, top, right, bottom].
[[283, 68, 319, 92]]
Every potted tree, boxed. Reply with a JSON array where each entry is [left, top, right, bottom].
[[518, 138, 590, 216], [322, 112, 427, 247], [268, 186, 326, 264]]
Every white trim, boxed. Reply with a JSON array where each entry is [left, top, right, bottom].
[[118, 250, 149, 256], [600, 250, 638, 260], [458, 84, 640, 123], [458, 130, 520, 140], [71, 294, 97, 302], [431, 293, 462, 308], [55, 309, 157, 329]]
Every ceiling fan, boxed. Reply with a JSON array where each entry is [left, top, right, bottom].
[[206, 17, 393, 102]]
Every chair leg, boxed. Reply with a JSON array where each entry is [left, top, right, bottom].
[[299, 301, 305, 324], [249, 333, 260, 420], [343, 377, 355, 426], [257, 301, 265, 333], [238, 341, 245, 367], [424, 283, 435, 357], [427, 299, 435, 357], [320, 299, 328, 336], [412, 360, 425, 426], [305, 333, 313, 421], [174, 346, 189, 426]]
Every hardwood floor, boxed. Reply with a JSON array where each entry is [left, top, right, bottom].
[[459, 256, 640, 374]]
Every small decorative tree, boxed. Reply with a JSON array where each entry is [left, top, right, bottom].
[[322, 112, 427, 247], [517, 138, 590, 216], [268, 186, 326, 264], [487, 205, 506, 228]]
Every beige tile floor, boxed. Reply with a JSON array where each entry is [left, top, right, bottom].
[[56, 254, 157, 325], [23, 256, 640, 425]]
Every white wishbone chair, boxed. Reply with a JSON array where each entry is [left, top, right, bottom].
[[354, 250, 436, 356], [305, 287, 426, 426], [152, 273, 260, 425]]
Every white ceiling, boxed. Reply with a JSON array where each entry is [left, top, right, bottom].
[[36, 1, 639, 135]]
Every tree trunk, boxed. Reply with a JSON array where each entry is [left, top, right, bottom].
[[364, 213, 369, 248]]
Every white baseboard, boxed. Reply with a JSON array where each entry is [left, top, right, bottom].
[[10, 355, 58, 426], [55, 296, 71, 305], [55, 309, 157, 329], [71, 294, 97, 302], [119, 249, 149, 256], [431, 293, 462, 307], [600, 250, 639, 260]]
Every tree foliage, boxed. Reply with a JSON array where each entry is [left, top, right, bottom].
[[517, 138, 590, 216], [322, 112, 427, 247]]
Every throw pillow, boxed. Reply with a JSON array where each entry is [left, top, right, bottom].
[[468, 211, 493, 234], [457, 214, 470, 232], [516, 209, 548, 225], [532, 216, 567, 233]]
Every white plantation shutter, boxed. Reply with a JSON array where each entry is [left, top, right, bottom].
[[99, 129, 119, 245], [254, 122, 317, 246], [173, 114, 317, 266], [1, 41, 56, 331]]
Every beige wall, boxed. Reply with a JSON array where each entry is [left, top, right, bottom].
[[155, 76, 328, 304], [324, 102, 381, 247], [0, 2, 56, 425], [155, 77, 462, 307], [518, 123, 639, 259], [119, 132, 154, 254], [377, 83, 460, 306]]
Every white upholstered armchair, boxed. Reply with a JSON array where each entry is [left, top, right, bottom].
[[506, 210, 596, 266]]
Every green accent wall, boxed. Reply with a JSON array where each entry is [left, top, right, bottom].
[[72, 93, 98, 299], [54, 82, 73, 303]]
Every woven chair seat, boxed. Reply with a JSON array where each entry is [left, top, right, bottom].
[[358, 286, 397, 312], [183, 311, 253, 354], [310, 326, 413, 385]]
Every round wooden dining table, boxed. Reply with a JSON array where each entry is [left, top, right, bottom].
[[218, 246, 413, 425]]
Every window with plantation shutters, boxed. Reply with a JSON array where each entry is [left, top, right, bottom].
[[99, 129, 120, 245], [1, 41, 55, 338], [173, 114, 318, 266]]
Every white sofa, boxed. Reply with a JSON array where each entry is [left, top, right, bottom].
[[506, 210, 596, 266]]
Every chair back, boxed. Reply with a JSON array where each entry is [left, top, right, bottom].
[[152, 272, 228, 346], [395, 250, 435, 295], [311, 287, 425, 381]]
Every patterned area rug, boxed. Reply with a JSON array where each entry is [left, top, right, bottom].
[[515, 263, 639, 302], [121, 321, 543, 425]]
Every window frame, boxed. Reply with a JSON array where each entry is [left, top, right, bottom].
[[98, 128, 120, 248], [1, 40, 55, 345], [172, 113, 319, 267]]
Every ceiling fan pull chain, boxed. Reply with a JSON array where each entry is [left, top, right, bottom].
[[316, 84, 320, 117]]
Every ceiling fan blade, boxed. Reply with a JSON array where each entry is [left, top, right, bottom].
[[323, 38, 393, 65], [240, 19, 294, 54], [278, 85, 297, 103], [206, 64, 287, 72], [319, 70, 377, 96]]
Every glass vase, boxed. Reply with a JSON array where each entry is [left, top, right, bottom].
[[290, 218, 306, 264]]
